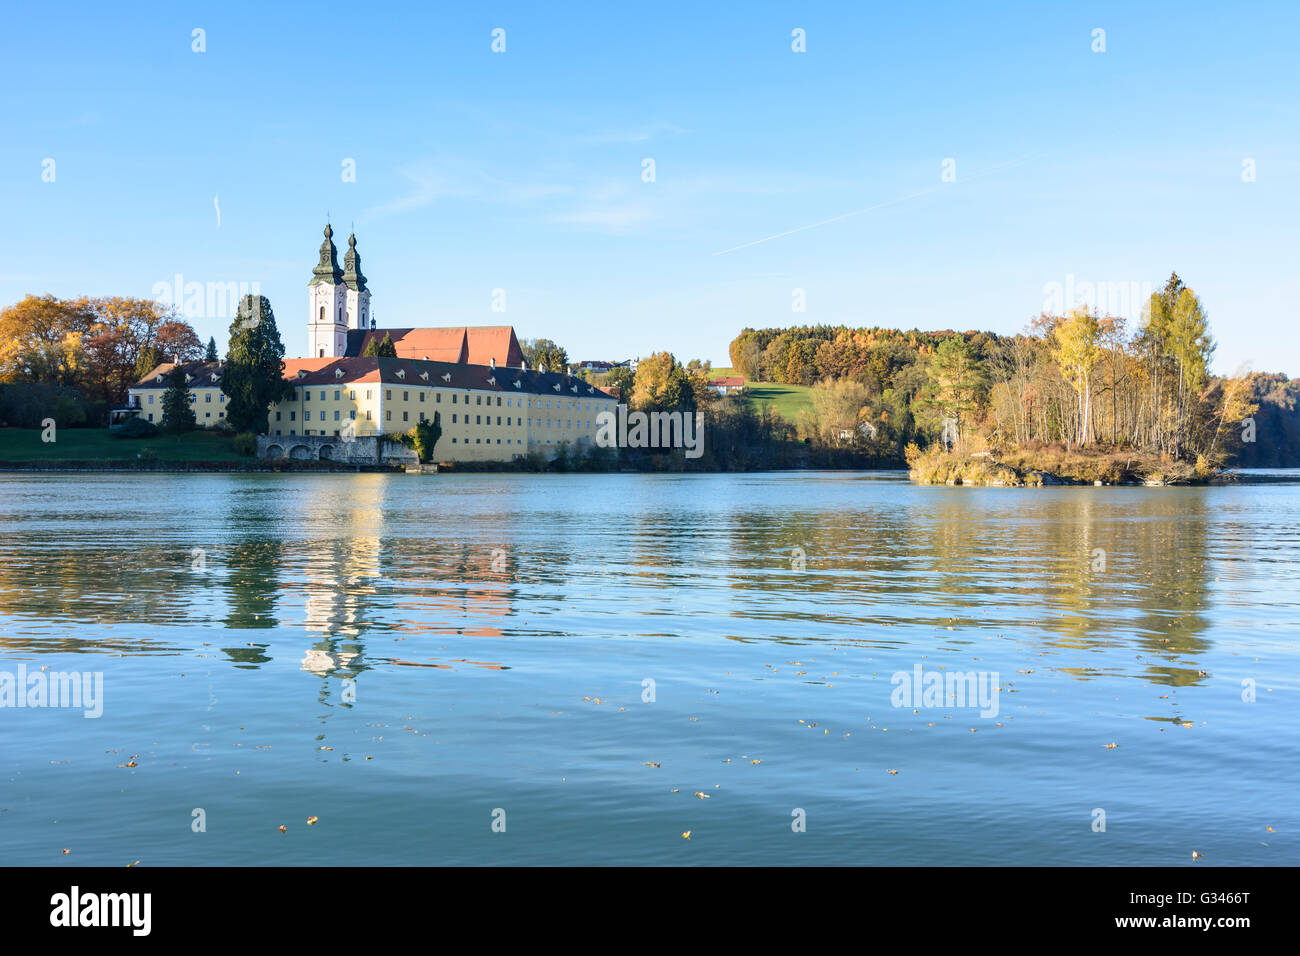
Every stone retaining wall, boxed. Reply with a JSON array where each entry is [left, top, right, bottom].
[[256, 434, 418, 466]]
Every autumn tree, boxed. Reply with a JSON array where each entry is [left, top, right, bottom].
[[1051, 307, 1102, 446], [0, 295, 94, 386], [631, 352, 695, 412], [808, 378, 872, 445]]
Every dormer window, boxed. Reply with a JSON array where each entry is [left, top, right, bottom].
[[419, 371, 429, 381], [396, 369, 406, 380], [334, 369, 344, 379], [210, 373, 219, 382]]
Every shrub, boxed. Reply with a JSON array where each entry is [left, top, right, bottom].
[[232, 432, 258, 457], [110, 417, 159, 439], [53, 395, 87, 427]]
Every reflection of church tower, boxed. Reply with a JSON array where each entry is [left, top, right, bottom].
[[308, 224, 346, 358], [342, 233, 370, 334]]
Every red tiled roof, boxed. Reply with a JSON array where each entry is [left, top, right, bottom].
[[345, 326, 524, 368], [708, 377, 745, 387], [465, 326, 524, 368]]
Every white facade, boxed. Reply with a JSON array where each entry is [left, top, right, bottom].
[[345, 286, 370, 337], [308, 280, 347, 358]]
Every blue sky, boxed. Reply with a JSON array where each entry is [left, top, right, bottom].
[[2, 1, 1297, 374]]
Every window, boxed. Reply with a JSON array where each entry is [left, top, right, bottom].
[[453, 394, 458, 404], [476, 396, 482, 405], [349, 410, 356, 420], [219, 394, 225, 403], [319, 391, 325, 401], [436, 393, 442, 403], [476, 415, 481, 425], [275, 411, 282, 421], [366, 411, 372, 420], [385, 410, 391, 421], [334, 390, 340, 401], [419, 392, 425, 403], [402, 411, 408, 422], [496, 416, 501, 425], [349, 390, 355, 400], [205, 412, 211, 418], [496, 397, 501, 406], [453, 414, 458, 424], [385, 390, 391, 400], [403, 391, 408, 401], [289, 411, 296, 421], [147, 413, 153, 421], [189, 394, 196, 404], [334, 410, 340, 421], [148, 395, 154, 404], [205, 393, 211, 403]]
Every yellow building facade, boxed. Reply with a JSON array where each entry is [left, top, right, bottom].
[[128, 356, 617, 464]]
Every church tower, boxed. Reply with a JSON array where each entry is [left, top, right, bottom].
[[307, 224, 347, 358], [342, 232, 370, 334]]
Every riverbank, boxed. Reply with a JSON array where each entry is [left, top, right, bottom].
[[906, 443, 1224, 486]]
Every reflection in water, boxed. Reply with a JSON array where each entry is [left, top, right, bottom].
[[1, 473, 1298, 866]]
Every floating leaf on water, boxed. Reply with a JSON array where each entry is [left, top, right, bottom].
[[307, 816, 318, 825], [681, 831, 691, 840]]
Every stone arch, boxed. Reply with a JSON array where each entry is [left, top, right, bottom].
[[318, 444, 334, 460], [265, 443, 284, 459], [288, 444, 313, 460]]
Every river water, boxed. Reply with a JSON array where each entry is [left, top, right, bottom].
[[0, 471, 1296, 865]]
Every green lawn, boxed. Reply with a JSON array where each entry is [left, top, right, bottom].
[[712, 367, 813, 423], [0, 428, 241, 462]]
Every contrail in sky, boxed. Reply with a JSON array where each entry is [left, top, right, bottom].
[[711, 154, 1043, 256]]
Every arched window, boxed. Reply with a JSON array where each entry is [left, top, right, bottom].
[[319, 306, 324, 321]]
